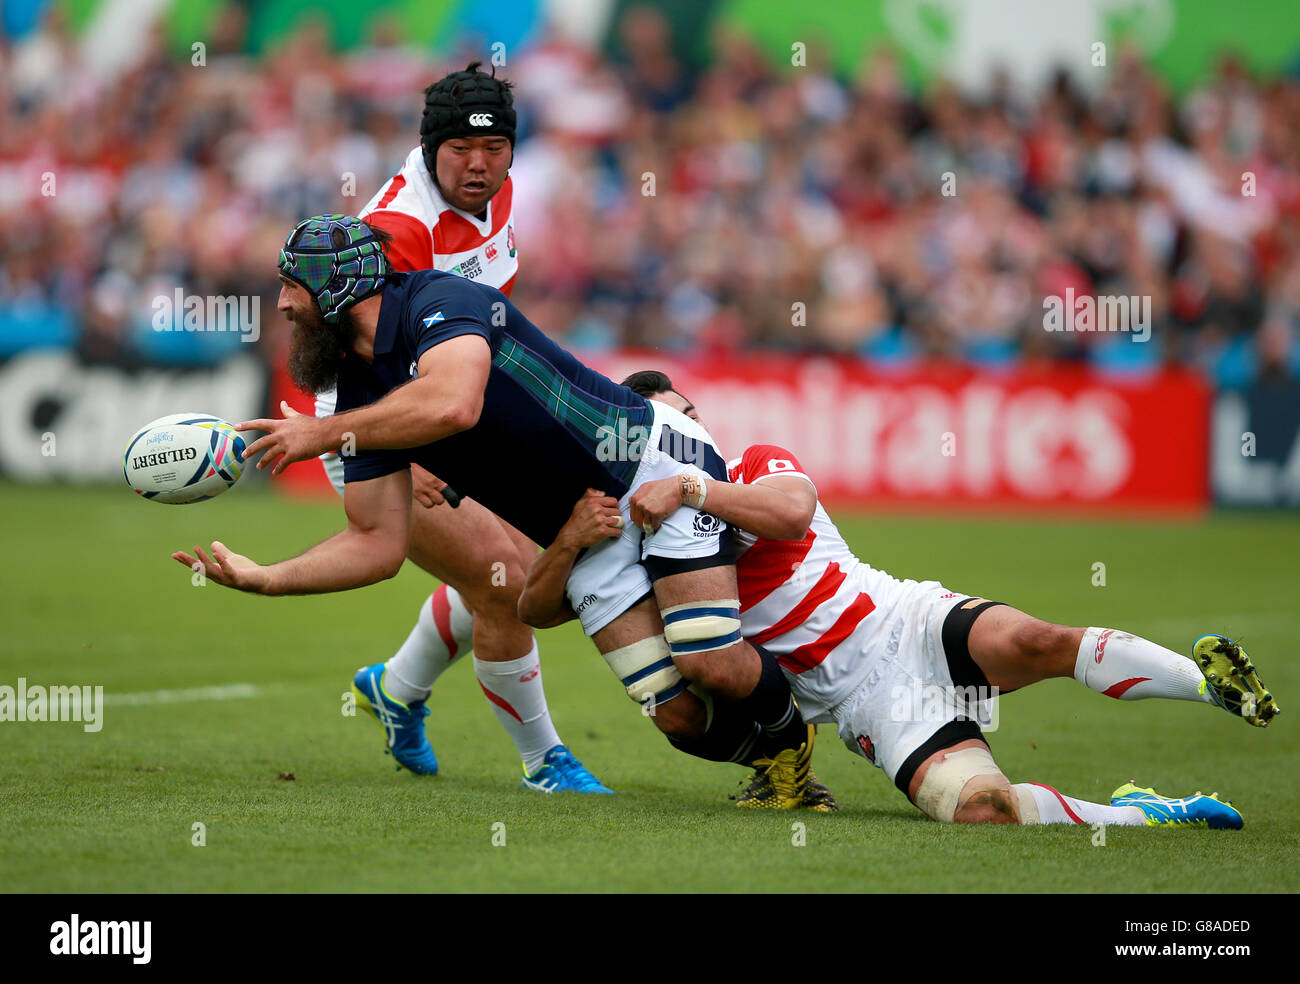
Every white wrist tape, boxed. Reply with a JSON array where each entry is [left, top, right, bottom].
[[682, 473, 707, 510]]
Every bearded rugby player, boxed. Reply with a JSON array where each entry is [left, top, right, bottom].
[[174, 215, 820, 808], [311, 63, 607, 793]]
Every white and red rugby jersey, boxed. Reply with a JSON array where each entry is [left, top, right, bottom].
[[729, 444, 906, 717], [360, 145, 518, 294], [315, 147, 518, 417]]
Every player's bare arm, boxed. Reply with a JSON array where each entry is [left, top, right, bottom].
[[629, 472, 816, 540], [172, 469, 412, 595], [517, 489, 623, 628], [240, 335, 491, 474], [319, 335, 490, 450]]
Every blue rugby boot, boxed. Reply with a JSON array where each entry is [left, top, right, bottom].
[[351, 662, 438, 776], [1110, 782, 1243, 830], [521, 744, 613, 794]]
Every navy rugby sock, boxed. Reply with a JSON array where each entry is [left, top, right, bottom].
[[667, 698, 762, 764], [740, 646, 808, 757]]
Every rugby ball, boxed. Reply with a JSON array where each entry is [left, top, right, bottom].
[[123, 413, 247, 504]]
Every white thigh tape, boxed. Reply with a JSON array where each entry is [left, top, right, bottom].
[[661, 599, 742, 656], [603, 635, 682, 705]]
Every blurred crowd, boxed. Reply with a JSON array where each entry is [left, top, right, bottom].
[[3, 2, 1300, 383]]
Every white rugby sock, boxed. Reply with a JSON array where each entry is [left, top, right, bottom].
[[1072, 627, 1210, 702], [384, 585, 474, 705], [1014, 782, 1146, 826], [474, 642, 562, 773]]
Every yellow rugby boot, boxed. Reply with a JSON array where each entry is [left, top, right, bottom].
[[1192, 636, 1279, 727]]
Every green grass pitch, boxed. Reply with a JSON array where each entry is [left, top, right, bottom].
[[1, 481, 1297, 893]]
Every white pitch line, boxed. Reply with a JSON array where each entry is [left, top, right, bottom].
[[103, 683, 262, 706]]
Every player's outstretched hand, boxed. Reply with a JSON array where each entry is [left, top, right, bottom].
[[237, 402, 331, 476], [172, 541, 273, 594], [629, 476, 684, 535], [411, 464, 449, 508], [558, 489, 624, 550]]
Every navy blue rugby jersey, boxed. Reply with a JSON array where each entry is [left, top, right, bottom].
[[333, 270, 653, 545]]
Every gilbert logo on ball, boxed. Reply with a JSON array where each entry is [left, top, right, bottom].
[[122, 413, 246, 504]]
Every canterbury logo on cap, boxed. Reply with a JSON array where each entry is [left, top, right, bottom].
[[468, 113, 494, 126]]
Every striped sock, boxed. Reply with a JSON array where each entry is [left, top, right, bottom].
[[1073, 627, 1211, 702], [384, 585, 473, 704], [1014, 782, 1145, 825], [474, 642, 562, 773]]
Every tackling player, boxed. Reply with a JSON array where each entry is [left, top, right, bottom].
[[315, 63, 605, 793], [519, 371, 1280, 828], [174, 215, 819, 807]]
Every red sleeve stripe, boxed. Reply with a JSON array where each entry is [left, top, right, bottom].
[[742, 444, 805, 479], [374, 173, 406, 211], [749, 561, 846, 646], [777, 591, 876, 675], [750, 471, 814, 487], [360, 209, 434, 272]]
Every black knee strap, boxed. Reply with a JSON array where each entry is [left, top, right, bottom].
[[940, 598, 1006, 690], [894, 720, 988, 797]]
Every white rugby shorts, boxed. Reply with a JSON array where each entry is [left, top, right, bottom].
[[566, 399, 732, 635], [815, 580, 998, 787]]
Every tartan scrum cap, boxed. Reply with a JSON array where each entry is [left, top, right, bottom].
[[277, 214, 390, 324]]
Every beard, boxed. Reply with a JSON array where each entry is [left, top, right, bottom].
[[287, 305, 354, 393]]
